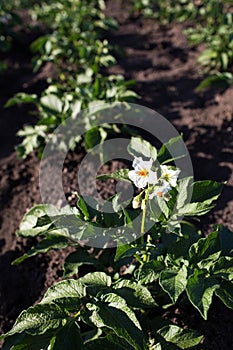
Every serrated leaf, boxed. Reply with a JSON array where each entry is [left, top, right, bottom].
[[186, 270, 219, 319], [1, 304, 68, 340], [113, 279, 156, 308], [215, 280, 233, 309], [157, 325, 203, 349], [159, 265, 187, 303], [127, 137, 157, 161]]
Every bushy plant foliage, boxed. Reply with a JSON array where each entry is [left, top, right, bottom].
[[2, 136, 233, 349], [6, 0, 138, 158], [133, 0, 233, 89]]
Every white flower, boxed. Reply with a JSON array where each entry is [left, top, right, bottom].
[[128, 157, 158, 189], [149, 181, 171, 200], [160, 165, 180, 187]]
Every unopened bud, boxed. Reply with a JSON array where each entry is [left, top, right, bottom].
[[141, 199, 146, 210], [132, 196, 141, 209]]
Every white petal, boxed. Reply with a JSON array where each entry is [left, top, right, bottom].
[[132, 157, 143, 170], [128, 170, 137, 183], [148, 170, 158, 185], [136, 176, 148, 188], [160, 165, 168, 174]]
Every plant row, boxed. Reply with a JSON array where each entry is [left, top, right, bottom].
[[134, 0, 233, 90], [5, 0, 139, 159]]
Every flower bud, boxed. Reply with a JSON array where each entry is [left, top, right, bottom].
[[141, 199, 146, 211], [132, 196, 141, 209]]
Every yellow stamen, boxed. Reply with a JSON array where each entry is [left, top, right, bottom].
[[137, 169, 148, 177]]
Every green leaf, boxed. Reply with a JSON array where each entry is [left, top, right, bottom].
[[174, 177, 193, 211], [157, 135, 187, 164], [157, 196, 170, 219], [159, 265, 187, 303], [85, 333, 134, 350], [175, 180, 223, 217], [41, 279, 86, 308], [17, 204, 58, 237], [178, 202, 215, 216], [127, 137, 157, 161], [157, 325, 203, 349], [51, 320, 83, 350], [78, 272, 112, 296], [196, 251, 221, 271], [186, 270, 220, 319], [97, 169, 130, 182], [135, 260, 165, 284], [197, 72, 233, 91], [113, 279, 156, 308], [0, 304, 68, 340], [76, 195, 90, 220], [5, 93, 37, 107], [63, 248, 98, 277], [218, 225, 233, 256], [191, 181, 223, 204], [86, 293, 144, 350], [2, 332, 53, 350], [189, 230, 220, 265], [115, 243, 136, 261], [40, 94, 63, 113], [84, 127, 101, 150], [215, 280, 233, 309], [167, 227, 200, 261], [210, 256, 233, 280], [12, 235, 68, 265], [16, 125, 48, 159], [112, 193, 131, 213]]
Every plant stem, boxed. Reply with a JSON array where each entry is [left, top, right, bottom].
[[140, 185, 150, 243]]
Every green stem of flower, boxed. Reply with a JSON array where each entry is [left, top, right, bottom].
[[141, 185, 150, 244]]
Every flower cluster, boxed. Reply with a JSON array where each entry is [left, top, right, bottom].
[[128, 157, 180, 207]]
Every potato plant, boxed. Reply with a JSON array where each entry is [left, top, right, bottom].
[[0, 1, 21, 72], [134, 0, 233, 90], [6, 0, 138, 158], [1, 136, 233, 349]]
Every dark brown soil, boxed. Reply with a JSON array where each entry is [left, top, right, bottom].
[[0, 2, 233, 349]]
